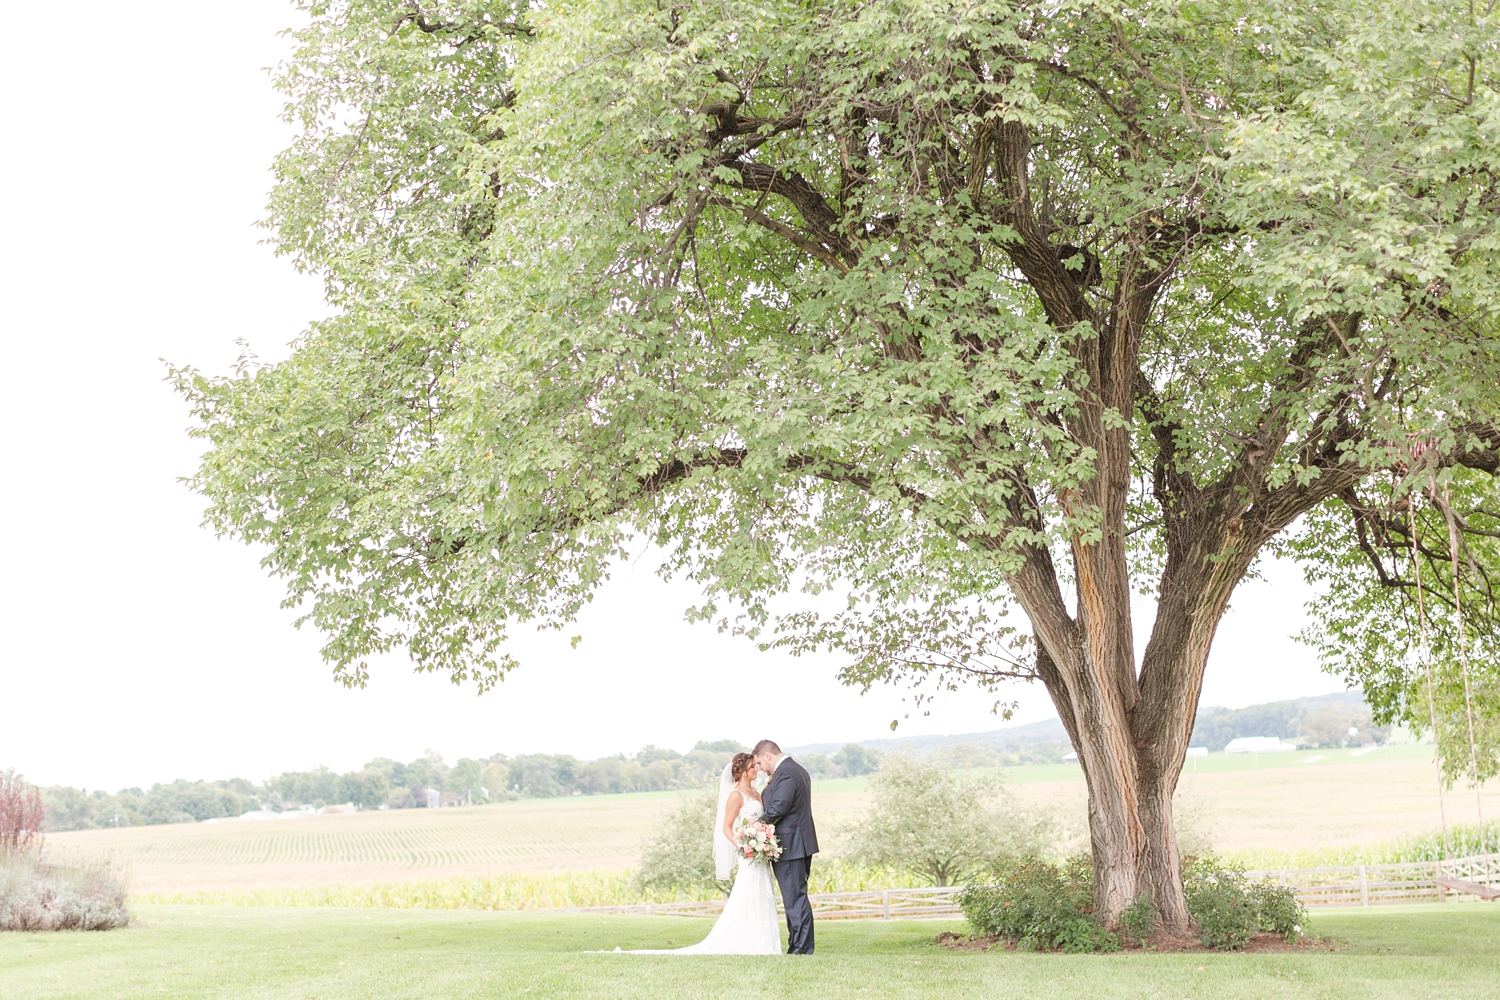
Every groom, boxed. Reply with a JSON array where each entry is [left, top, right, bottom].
[[754, 739, 818, 955]]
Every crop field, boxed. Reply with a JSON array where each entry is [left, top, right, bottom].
[[46, 747, 1495, 899], [1001, 745, 1500, 866], [47, 788, 873, 894]]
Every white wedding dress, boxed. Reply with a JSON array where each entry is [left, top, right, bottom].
[[629, 789, 781, 955]]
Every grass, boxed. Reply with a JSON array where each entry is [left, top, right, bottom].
[[3, 904, 1500, 999]]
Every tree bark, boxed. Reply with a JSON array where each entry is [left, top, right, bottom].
[[1015, 459, 1363, 932], [1022, 530, 1246, 931]]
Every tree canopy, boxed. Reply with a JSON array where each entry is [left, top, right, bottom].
[[177, 0, 1500, 924]]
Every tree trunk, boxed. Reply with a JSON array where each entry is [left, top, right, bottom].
[[1016, 514, 1259, 933], [986, 118, 1363, 933]]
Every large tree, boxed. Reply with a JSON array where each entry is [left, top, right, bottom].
[[177, 0, 1500, 928]]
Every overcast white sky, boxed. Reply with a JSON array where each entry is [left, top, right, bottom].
[[0, 2, 1350, 793]]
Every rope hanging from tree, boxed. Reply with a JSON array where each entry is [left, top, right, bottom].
[[1438, 478, 1489, 856], [1411, 500, 1451, 859], [1412, 468, 1491, 861]]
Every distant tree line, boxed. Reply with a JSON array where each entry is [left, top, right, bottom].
[[36, 736, 1071, 833], [40, 779, 261, 831], [37, 740, 877, 832]]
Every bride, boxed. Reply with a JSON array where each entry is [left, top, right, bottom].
[[631, 752, 781, 955]]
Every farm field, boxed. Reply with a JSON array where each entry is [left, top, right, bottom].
[[3, 904, 1500, 1000], [46, 748, 1493, 895], [1009, 746, 1499, 863], [47, 788, 873, 893]]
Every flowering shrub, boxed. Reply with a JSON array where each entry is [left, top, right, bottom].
[[958, 856, 1119, 953], [1184, 857, 1307, 949], [1183, 859, 1258, 949], [1248, 879, 1305, 943]]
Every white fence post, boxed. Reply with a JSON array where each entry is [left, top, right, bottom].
[[1358, 866, 1368, 907], [882, 890, 891, 919]]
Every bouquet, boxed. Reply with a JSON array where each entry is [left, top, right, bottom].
[[736, 820, 783, 865]]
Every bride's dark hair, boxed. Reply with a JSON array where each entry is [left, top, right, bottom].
[[731, 752, 754, 782]]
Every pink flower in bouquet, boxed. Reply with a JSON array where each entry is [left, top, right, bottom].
[[734, 819, 784, 865]]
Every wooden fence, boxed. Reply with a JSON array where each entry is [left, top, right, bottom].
[[1247, 852, 1500, 907], [572, 854, 1500, 919], [573, 885, 964, 920]]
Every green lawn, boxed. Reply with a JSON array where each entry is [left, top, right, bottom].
[[2, 903, 1497, 999]]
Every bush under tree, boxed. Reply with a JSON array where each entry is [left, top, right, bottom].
[[958, 857, 1119, 952], [848, 754, 1056, 886], [959, 855, 1305, 951]]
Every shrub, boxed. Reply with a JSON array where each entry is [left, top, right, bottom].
[[849, 754, 1059, 886], [632, 790, 724, 896], [1056, 916, 1121, 953], [1183, 861, 1257, 949], [0, 853, 129, 931], [1183, 856, 1307, 949], [958, 856, 1119, 952], [964, 855, 1304, 953], [0, 771, 44, 854], [1118, 894, 1158, 946], [1248, 879, 1305, 943]]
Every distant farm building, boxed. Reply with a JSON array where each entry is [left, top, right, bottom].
[[1223, 737, 1296, 754]]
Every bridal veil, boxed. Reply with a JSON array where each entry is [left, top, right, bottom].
[[712, 763, 734, 879]]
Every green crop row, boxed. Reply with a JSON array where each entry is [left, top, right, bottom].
[[131, 861, 928, 911], [1227, 822, 1500, 870]]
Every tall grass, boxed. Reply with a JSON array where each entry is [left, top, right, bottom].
[[1, 852, 130, 930], [1229, 822, 1500, 870], [135, 861, 928, 910]]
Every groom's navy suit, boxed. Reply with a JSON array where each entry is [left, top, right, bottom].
[[761, 756, 818, 954]]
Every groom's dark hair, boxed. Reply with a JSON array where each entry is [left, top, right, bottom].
[[753, 739, 781, 757]]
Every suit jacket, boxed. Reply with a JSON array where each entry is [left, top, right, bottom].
[[761, 757, 819, 860]]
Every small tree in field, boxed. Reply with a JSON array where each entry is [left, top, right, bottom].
[[0, 771, 44, 856], [176, 0, 1500, 928], [849, 755, 1054, 886], [633, 790, 724, 896]]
